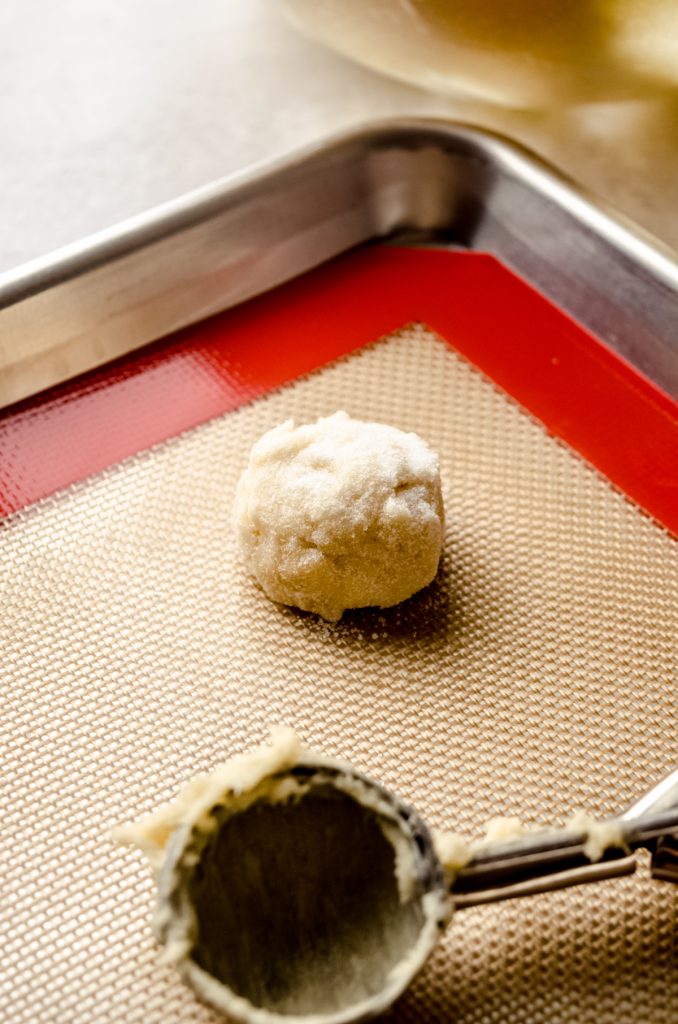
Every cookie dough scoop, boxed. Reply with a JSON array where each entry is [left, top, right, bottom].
[[115, 731, 678, 1024]]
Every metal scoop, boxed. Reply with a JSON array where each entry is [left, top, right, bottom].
[[152, 759, 678, 1024]]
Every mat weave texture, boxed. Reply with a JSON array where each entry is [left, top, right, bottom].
[[2, 325, 677, 1024]]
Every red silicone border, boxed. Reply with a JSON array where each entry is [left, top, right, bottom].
[[1, 247, 676, 533]]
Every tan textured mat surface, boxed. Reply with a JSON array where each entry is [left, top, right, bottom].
[[2, 325, 677, 1023]]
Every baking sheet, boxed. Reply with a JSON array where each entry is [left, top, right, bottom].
[[2, 323, 677, 1023], [3, 122, 678, 410]]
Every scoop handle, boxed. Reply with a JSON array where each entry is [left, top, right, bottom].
[[452, 773, 678, 908], [621, 766, 678, 820], [621, 766, 678, 882]]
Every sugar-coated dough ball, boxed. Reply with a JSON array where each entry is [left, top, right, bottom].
[[234, 412, 444, 621]]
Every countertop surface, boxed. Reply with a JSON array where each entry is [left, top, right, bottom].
[[2, 0, 678, 275]]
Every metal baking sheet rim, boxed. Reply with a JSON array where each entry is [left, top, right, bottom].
[[0, 118, 677, 412]]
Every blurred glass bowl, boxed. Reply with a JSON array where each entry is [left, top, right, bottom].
[[277, 0, 678, 108]]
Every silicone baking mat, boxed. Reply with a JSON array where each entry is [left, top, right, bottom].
[[1, 249, 677, 1023]]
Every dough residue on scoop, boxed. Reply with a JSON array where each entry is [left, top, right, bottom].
[[434, 811, 630, 889], [565, 810, 628, 862], [113, 726, 304, 872], [233, 411, 445, 621]]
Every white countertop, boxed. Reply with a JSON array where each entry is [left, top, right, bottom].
[[2, 0, 678, 274]]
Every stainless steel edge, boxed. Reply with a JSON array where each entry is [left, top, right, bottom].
[[0, 120, 677, 410]]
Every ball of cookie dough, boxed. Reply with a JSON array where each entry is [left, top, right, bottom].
[[233, 411, 444, 621]]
